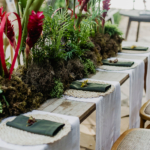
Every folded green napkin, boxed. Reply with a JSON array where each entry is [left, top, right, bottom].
[[6, 115, 65, 137], [70, 81, 111, 92], [102, 60, 134, 67], [122, 46, 148, 51]]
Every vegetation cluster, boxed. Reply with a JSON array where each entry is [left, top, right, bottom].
[[0, 0, 123, 119]]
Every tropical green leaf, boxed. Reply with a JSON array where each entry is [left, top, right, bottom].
[[0, 101, 2, 113], [0, 89, 3, 94], [2, 95, 9, 108]]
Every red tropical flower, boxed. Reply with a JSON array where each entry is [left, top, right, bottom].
[[78, 0, 82, 5], [26, 10, 44, 58], [102, 0, 111, 27], [78, 0, 89, 12], [0, 7, 16, 49]]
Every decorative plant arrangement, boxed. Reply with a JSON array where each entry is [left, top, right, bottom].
[[0, 0, 123, 119], [90, 0, 123, 59]]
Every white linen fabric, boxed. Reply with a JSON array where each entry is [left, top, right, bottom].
[[122, 41, 150, 101], [64, 79, 121, 150], [0, 110, 80, 150], [97, 58, 144, 129]]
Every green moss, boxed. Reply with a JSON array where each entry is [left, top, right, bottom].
[[51, 79, 64, 98], [82, 59, 96, 76]]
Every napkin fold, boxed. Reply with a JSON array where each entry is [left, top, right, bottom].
[[70, 81, 111, 92], [122, 46, 148, 51], [102, 60, 134, 67], [6, 115, 65, 137]]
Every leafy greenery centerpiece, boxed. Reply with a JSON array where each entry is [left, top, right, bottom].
[[90, 0, 124, 60], [0, 0, 124, 119]]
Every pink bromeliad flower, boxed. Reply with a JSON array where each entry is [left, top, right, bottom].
[[26, 10, 44, 58], [0, 7, 16, 49], [102, 0, 111, 28]]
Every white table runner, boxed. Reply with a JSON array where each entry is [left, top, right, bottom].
[[122, 41, 150, 101], [0, 110, 80, 150], [97, 58, 144, 128], [64, 79, 121, 150]]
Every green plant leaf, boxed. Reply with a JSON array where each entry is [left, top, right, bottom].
[[2, 95, 9, 108], [0, 101, 2, 113], [0, 89, 3, 94]]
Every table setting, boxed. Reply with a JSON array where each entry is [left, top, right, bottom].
[[97, 57, 144, 128], [0, 110, 80, 150], [64, 78, 121, 150], [121, 41, 150, 102]]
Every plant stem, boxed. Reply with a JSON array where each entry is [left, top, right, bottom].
[[17, 54, 21, 65], [73, 0, 75, 18], [66, 0, 69, 9], [18, 2, 23, 18]]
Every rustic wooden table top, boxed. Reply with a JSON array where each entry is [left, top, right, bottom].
[[117, 53, 148, 63]]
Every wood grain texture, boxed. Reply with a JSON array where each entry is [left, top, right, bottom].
[[117, 54, 148, 63], [90, 71, 129, 85], [38, 99, 95, 123]]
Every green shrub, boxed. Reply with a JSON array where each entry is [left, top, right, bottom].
[[105, 21, 123, 36], [82, 59, 96, 76], [51, 79, 64, 98]]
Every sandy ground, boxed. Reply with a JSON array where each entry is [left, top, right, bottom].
[[80, 15, 150, 150]]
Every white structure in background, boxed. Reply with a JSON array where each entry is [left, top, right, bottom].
[[111, 0, 150, 10], [6, 0, 17, 13]]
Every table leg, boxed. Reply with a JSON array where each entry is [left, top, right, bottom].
[[136, 21, 140, 42], [125, 18, 131, 41], [144, 61, 148, 92]]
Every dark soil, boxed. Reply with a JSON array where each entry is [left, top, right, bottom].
[[91, 33, 124, 60], [14, 58, 85, 99], [0, 75, 43, 119]]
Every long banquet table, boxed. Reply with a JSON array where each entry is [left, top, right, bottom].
[[38, 53, 148, 123]]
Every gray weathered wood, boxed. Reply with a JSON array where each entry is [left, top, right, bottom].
[[90, 71, 129, 85], [38, 99, 95, 123], [117, 54, 148, 63]]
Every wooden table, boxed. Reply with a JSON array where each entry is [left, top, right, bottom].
[[120, 9, 150, 42], [38, 53, 148, 123], [39, 71, 129, 123]]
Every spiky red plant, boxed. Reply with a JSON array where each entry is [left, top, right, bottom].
[[102, 0, 111, 28], [0, 7, 16, 49], [0, 12, 22, 79], [78, 0, 89, 12], [26, 11, 44, 58]]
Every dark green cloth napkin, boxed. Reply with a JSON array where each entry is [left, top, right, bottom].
[[6, 115, 65, 137], [102, 60, 134, 67], [122, 46, 148, 51], [70, 81, 111, 92]]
